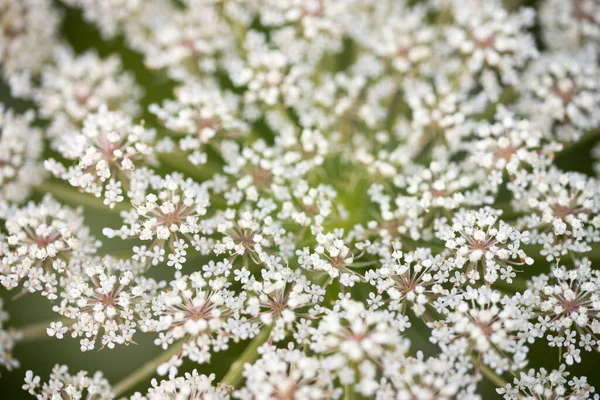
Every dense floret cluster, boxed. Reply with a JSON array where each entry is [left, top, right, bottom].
[[2, 0, 600, 399]]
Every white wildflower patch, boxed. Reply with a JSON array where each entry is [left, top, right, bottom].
[[0, 0, 600, 398]]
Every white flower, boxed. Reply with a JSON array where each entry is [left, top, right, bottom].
[[150, 80, 249, 166], [138, 370, 230, 400], [234, 345, 340, 400], [45, 106, 157, 208], [539, 0, 600, 52], [0, 196, 99, 299], [524, 259, 600, 364], [517, 48, 600, 142], [514, 167, 600, 261], [498, 365, 598, 399], [0, 105, 44, 203], [34, 46, 142, 125], [437, 207, 533, 284], [52, 256, 158, 351], [429, 286, 530, 373], [23, 365, 113, 399], [0, 298, 20, 372], [1, 0, 600, 398], [0, 0, 61, 91]]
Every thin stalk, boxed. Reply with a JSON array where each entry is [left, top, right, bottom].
[[17, 319, 58, 342], [221, 326, 272, 388], [479, 362, 508, 388], [344, 384, 355, 400], [158, 153, 216, 182], [493, 276, 529, 293], [112, 342, 182, 397], [35, 181, 129, 213]]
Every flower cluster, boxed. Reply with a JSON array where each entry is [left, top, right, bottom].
[[45, 106, 157, 209], [1, 0, 600, 399], [0, 299, 19, 373], [23, 365, 113, 400], [51, 256, 160, 352], [134, 370, 231, 400], [0, 0, 61, 96], [0, 195, 100, 299], [523, 259, 600, 366], [437, 208, 533, 285], [0, 105, 44, 203]]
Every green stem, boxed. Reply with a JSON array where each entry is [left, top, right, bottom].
[[112, 342, 182, 397], [493, 276, 529, 293], [344, 384, 355, 400], [35, 181, 129, 212], [17, 319, 55, 342], [479, 362, 508, 388], [158, 153, 219, 182], [221, 326, 272, 388]]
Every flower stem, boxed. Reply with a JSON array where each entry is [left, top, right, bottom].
[[479, 363, 508, 388], [35, 180, 129, 212], [158, 153, 219, 182], [17, 320, 54, 342], [221, 326, 272, 388], [344, 384, 355, 400], [112, 343, 182, 397], [493, 276, 529, 293]]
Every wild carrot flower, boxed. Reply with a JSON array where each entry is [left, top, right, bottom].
[[1, 0, 600, 398]]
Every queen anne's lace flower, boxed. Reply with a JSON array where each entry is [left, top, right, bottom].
[[539, 0, 600, 52], [0, 196, 99, 299], [151, 80, 249, 166], [127, 0, 233, 81], [443, 0, 537, 99], [367, 248, 447, 316], [362, 2, 434, 76], [1, 0, 600, 398], [380, 351, 479, 399], [61, 0, 143, 39], [134, 370, 231, 400], [309, 298, 410, 396], [245, 268, 324, 342], [34, 46, 142, 126], [234, 344, 341, 400], [517, 48, 600, 142], [467, 108, 561, 175], [429, 286, 530, 373], [498, 365, 598, 399], [22, 365, 113, 400], [0, 298, 19, 373], [524, 259, 600, 366], [437, 208, 533, 285], [51, 256, 159, 351], [296, 231, 364, 286], [104, 173, 210, 266], [396, 159, 499, 218], [148, 267, 256, 364], [45, 106, 157, 209], [0, 105, 44, 203], [0, 0, 61, 95], [514, 167, 600, 261]]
